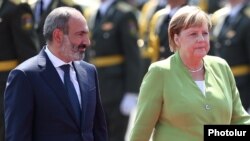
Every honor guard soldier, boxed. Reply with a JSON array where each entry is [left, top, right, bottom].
[[147, 0, 187, 62], [32, 0, 83, 48], [211, 0, 250, 112], [189, 0, 225, 14], [0, 0, 39, 140], [138, 0, 167, 78], [84, 0, 141, 140], [136, 0, 151, 10]]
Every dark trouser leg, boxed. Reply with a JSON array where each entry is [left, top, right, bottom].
[[104, 101, 129, 141]]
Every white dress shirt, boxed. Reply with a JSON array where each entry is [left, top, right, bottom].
[[195, 80, 206, 96], [99, 0, 115, 16], [229, 3, 243, 19], [34, 0, 52, 23], [45, 47, 82, 106]]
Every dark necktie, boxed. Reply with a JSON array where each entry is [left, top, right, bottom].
[[164, 14, 171, 24], [60, 64, 81, 120], [95, 9, 103, 26], [39, 0, 44, 16], [222, 15, 231, 30], [219, 15, 232, 37]]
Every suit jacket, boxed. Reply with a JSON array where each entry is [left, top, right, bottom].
[[4, 48, 108, 141], [130, 52, 250, 141]]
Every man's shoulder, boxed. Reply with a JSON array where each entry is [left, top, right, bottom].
[[243, 4, 250, 19], [9, 0, 22, 5], [75, 60, 96, 69], [113, 1, 138, 15], [153, 7, 169, 17], [150, 7, 169, 26], [15, 55, 39, 72], [115, 1, 133, 12], [211, 6, 230, 25]]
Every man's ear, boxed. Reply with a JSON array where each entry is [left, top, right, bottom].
[[174, 34, 180, 46], [53, 28, 64, 43]]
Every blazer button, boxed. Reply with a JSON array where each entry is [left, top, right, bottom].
[[205, 104, 211, 110]]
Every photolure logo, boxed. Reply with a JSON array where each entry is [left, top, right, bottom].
[[204, 125, 250, 141]]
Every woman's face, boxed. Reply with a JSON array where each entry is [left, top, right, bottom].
[[174, 23, 210, 60]]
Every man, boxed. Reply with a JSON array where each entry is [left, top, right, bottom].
[[138, 0, 167, 79], [32, 0, 83, 48], [4, 7, 108, 141], [0, 0, 39, 140], [147, 0, 187, 62], [84, 0, 141, 140], [211, 0, 250, 112], [189, 0, 225, 14]]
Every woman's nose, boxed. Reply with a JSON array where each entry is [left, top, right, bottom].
[[196, 34, 205, 42]]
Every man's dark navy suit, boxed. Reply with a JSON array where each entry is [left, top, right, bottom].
[[4, 48, 108, 141]]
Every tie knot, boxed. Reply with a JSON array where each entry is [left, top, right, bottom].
[[60, 64, 70, 74]]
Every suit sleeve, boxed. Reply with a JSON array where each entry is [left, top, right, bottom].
[[92, 66, 108, 141], [4, 69, 34, 141], [12, 3, 39, 63]]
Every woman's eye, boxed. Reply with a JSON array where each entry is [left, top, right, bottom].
[[190, 33, 197, 36], [203, 32, 209, 36]]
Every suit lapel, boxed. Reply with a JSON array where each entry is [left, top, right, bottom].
[[73, 62, 89, 127], [38, 49, 81, 128]]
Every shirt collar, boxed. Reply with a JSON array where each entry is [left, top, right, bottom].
[[41, 0, 52, 10], [165, 5, 182, 17], [99, 0, 115, 16], [229, 3, 243, 18], [45, 46, 72, 68]]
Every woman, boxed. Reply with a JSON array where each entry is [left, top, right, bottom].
[[129, 5, 250, 141]]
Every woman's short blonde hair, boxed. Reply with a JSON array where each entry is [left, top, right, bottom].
[[168, 5, 212, 52]]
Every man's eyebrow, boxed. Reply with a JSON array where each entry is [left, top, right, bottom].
[[76, 30, 89, 34]]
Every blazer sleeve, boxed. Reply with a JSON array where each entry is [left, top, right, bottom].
[[225, 63, 250, 124], [129, 64, 163, 141], [4, 69, 34, 141]]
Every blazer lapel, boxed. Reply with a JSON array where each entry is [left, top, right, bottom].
[[38, 49, 81, 128]]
